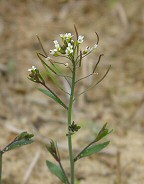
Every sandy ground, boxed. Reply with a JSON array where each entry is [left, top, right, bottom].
[[0, 0, 144, 184]]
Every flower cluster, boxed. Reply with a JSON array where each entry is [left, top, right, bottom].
[[28, 66, 36, 72], [50, 40, 60, 55], [50, 33, 74, 56], [66, 43, 73, 54], [60, 33, 73, 40], [28, 66, 44, 83], [77, 35, 84, 44], [49, 32, 98, 58], [53, 40, 60, 50]]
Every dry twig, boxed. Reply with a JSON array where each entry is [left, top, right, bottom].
[[21, 151, 41, 184]]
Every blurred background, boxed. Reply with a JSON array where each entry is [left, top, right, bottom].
[[0, 0, 144, 183]]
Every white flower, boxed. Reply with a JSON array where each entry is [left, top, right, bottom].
[[53, 40, 60, 50], [78, 35, 84, 44], [93, 44, 98, 49], [66, 48, 73, 54], [65, 43, 73, 54], [60, 33, 64, 38], [83, 46, 92, 54], [83, 44, 98, 55], [68, 43, 73, 48], [50, 49, 57, 55], [45, 57, 54, 62], [65, 63, 69, 68], [88, 44, 98, 52], [60, 33, 73, 40], [94, 72, 99, 75], [85, 46, 91, 52], [28, 66, 36, 72], [53, 40, 58, 45], [45, 57, 51, 61], [65, 33, 73, 39]]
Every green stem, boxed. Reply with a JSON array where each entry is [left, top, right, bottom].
[[0, 151, 2, 184], [74, 140, 95, 162], [68, 63, 76, 184], [58, 161, 70, 184]]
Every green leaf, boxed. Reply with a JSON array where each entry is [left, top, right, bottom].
[[6, 139, 33, 152], [15, 132, 34, 141], [96, 123, 112, 142], [2, 132, 34, 153], [46, 140, 60, 161], [37, 87, 68, 110], [77, 141, 110, 160], [37, 53, 64, 91], [46, 160, 66, 183]]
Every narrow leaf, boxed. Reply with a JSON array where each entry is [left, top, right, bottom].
[[46, 160, 66, 183], [37, 53, 64, 90], [77, 141, 110, 160], [2, 132, 34, 153], [37, 53, 56, 74], [4, 139, 33, 153], [37, 87, 68, 110], [96, 123, 112, 142], [15, 131, 34, 141], [37, 53, 70, 95]]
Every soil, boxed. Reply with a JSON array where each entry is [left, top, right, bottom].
[[0, 0, 144, 184]]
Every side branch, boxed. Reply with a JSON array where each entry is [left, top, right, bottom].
[[75, 54, 103, 84], [92, 54, 103, 73], [95, 31, 99, 45], [74, 65, 111, 101], [36, 35, 48, 57], [74, 24, 79, 40]]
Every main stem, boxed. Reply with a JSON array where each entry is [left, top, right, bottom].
[[0, 151, 2, 184], [68, 63, 76, 184]]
